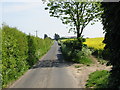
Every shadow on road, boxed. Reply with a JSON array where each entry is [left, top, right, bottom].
[[31, 41, 74, 69], [32, 54, 73, 69]]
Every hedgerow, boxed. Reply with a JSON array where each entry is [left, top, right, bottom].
[[0, 28, 2, 89], [2, 25, 53, 88], [61, 39, 93, 65], [102, 2, 120, 88]]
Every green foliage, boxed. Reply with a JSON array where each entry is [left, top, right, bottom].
[[63, 39, 82, 50], [2, 25, 53, 88], [45, 1, 103, 38], [86, 70, 110, 88], [61, 40, 92, 65], [2, 25, 29, 88], [0, 28, 2, 89], [75, 47, 93, 65], [92, 49, 103, 58], [83, 37, 109, 63], [102, 2, 120, 88], [61, 38, 108, 64]]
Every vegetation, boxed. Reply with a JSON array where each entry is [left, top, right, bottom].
[[86, 70, 110, 88], [44, 34, 48, 39], [61, 38, 76, 42], [1, 1, 120, 89], [2, 25, 53, 88], [61, 37, 106, 59], [54, 33, 60, 41], [101, 2, 120, 88], [84, 37, 106, 59], [61, 39, 93, 65], [84, 37, 105, 50], [0, 28, 2, 89], [45, 1, 103, 50], [61, 37, 105, 50], [86, 2, 120, 89]]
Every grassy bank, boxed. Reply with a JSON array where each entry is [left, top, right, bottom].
[[86, 70, 110, 88], [2, 25, 53, 88], [59, 37, 110, 88]]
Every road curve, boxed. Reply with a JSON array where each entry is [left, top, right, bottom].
[[10, 41, 79, 88]]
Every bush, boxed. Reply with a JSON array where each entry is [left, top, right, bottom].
[[92, 49, 103, 58], [2, 25, 53, 88], [61, 40, 92, 65], [86, 70, 110, 88], [74, 47, 92, 65]]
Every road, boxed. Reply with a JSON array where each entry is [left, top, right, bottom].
[[10, 41, 79, 88]]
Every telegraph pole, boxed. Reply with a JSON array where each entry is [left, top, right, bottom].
[[35, 30, 38, 37]]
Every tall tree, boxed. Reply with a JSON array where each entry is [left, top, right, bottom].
[[45, 0, 103, 41], [102, 2, 120, 88]]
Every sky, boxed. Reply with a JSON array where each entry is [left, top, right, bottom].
[[0, 0, 105, 39]]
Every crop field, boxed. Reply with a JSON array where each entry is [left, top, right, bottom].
[[60, 37, 105, 50], [61, 38, 75, 42], [84, 37, 105, 50]]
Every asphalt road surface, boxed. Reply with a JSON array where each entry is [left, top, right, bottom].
[[10, 41, 79, 88]]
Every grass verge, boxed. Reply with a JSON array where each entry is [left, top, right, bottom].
[[86, 70, 110, 88]]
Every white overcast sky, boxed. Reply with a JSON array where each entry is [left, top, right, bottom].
[[0, 0, 105, 38]]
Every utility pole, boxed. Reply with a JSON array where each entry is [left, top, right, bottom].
[[35, 30, 38, 37]]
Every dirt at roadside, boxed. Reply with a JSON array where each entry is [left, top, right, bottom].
[[66, 55, 112, 88]]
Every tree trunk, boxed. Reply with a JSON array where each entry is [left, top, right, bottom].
[[76, 27, 81, 40], [76, 27, 82, 51]]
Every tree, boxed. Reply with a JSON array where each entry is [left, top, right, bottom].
[[102, 2, 120, 88], [45, 1, 103, 42], [44, 34, 48, 39], [54, 33, 60, 41]]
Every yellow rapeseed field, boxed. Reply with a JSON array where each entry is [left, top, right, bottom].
[[84, 37, 105, 50], [60, 37, 105, 50], [61, 38, 75, 42]]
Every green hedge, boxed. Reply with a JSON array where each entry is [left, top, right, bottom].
[[0, 28, 2, 89], [61, 40, 92, 65], [2, 25, 53, 88]]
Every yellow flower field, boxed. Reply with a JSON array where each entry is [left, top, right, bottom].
[[60, 37, 105, 50], [61, 38, 75, 42], [84, 37, 105, 50]]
